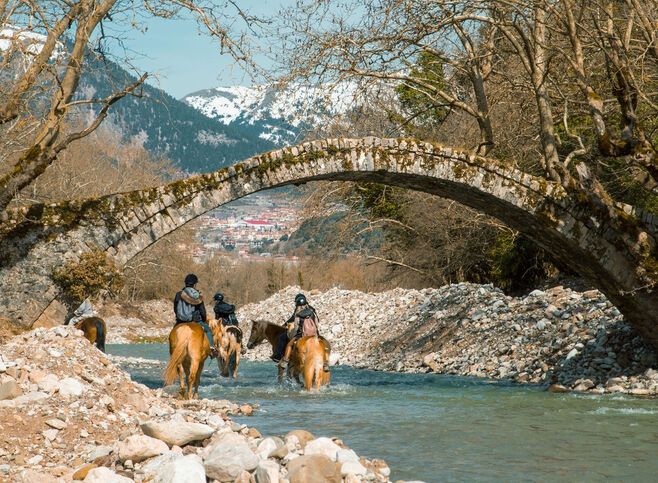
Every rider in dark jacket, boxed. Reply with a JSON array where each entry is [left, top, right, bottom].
[[173, 273, 218, 358], [275, 293, 329, 371], [272, 293, 309, 362], [213, 293, 239, 326]]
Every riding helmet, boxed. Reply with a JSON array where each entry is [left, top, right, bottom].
[[184, 273, 199, 287], [294, 293, 307, 306], [213, 292, 224, 302]]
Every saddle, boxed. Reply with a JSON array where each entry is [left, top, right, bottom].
[[225, 325, 243, 344]]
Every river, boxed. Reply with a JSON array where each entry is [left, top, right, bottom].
[[108, 344, 658, 482]]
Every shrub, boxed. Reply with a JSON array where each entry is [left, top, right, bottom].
[[52, 249, 124, 306]]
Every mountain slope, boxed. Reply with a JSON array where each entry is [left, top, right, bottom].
[[181, 83, 360, 145], [79, 62, 276, 173]]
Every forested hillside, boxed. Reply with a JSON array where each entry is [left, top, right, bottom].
[[79, 58, 276, 173]]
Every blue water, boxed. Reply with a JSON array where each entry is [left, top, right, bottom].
[[108, 344, 658, 482]]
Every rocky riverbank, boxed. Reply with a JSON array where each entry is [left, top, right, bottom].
[[0, 325, 394, 482], [237, 284, 658, 396], [92, 282, 658, 396]]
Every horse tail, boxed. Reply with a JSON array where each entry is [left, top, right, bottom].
[[94, 319, 106, 353], [301, 336, 324, 390], [163, 335, 188, 386]]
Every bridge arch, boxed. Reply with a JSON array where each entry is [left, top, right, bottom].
[[0, 138, 656, 347]]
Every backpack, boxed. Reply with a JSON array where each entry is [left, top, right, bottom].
[[301, 316, 318, 337], [175, 292, 196, 322], [214, 302, 235, 318], [297, 307, 318, 337]]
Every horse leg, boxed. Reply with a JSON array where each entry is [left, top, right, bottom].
[[303, 363, 314, 391], [316, 361, 323, 391], [277, 363, 285, 383], [188, 358, 201, 400], [219, 347, 229, 377], [232, 345, 240, 379], [177, 363, 186, 400], [194, 359, 206, 400]]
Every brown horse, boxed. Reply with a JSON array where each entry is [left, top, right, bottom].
[[217, 323, 242, 379], [163, 320, 222, 400], [246, 319, 286, 352], [287, 336, 331, 390], [246, 320, 288, 380], [74, 317, 106, 352]]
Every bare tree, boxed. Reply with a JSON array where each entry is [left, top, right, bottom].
[[0, 0, 259, 214], [275, 0, 658, 195]]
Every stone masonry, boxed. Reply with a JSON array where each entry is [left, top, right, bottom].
[[0, 138, 656, 347]]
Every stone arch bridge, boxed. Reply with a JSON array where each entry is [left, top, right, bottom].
[[1, 138, 657, 347]]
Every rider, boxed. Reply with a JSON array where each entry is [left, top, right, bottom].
[[271, 293, 306, 363], [213, 293, 239, 327], [66, 298, 96, 325], [173, 273, 218, 359], [277, 293, 329, 372]]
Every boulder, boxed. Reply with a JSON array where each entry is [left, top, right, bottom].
[[287, 455, 341, 483], [341, 460, 367, 476], [72, 464, 97, 480], [46, 418, 67, 430], [257, 437, 283, 459], [255, 460, 279, 483], [58, 377, 85, 397], [304, 437, 340, 461], [150, 454, 206, 483], [234, 470, 255, 483], [0, 380, 21, 400], [269, 445, 289, 460], [547, 384, 569, 393], [141, 420, 215, 446], [336, 448, 359, 464], [117, 434, 168, 463], [37, 374, 59, 393], [0, 390, 49, 407], [203, 432, 258, 481], [83, 467, 132, 482], [285, 430, 315, 449]]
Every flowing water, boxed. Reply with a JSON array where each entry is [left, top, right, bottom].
[[108, 344, 658, 482]]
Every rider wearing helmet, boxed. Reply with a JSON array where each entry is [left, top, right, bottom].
[[278, 293, 329, 372], [213, 292, 239, 327], [271, 293, 310, 363]]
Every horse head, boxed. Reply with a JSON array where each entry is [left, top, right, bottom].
[[247, 320, 267, 349]]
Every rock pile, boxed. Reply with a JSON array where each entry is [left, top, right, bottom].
[[0, 325, 395, 482], [100, 300, 172, 344], [237, 284, 658, 396]]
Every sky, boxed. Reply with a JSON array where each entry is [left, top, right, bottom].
[[112, 1, 292, 99]]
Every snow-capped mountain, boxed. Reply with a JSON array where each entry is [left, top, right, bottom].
[[182, 83, 362, 145], [0, 25, 60, 56]]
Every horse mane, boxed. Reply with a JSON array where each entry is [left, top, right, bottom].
[[253, 319, 283, 329]]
